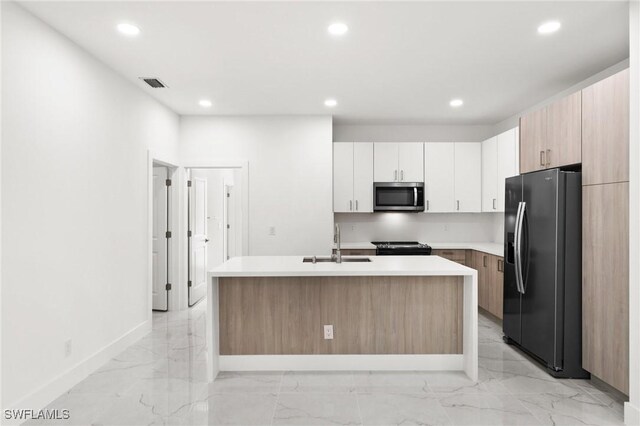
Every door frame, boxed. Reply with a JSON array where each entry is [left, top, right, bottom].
[[147, 151, 181, 314], [181, 160, 249, 310]]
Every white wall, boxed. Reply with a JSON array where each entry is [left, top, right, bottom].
[[1, 2, 179, 411], [335, 212, 498, 244], [180, 116, 333, 256], [333, 124, 494, 142]]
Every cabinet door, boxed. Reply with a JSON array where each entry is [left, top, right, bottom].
[[432, 249, 466, 265], [547, 92, 582, 168], [398, 143, 424, 182], [373, 143, 399, 182], [582, 69, 629, 186], [454, 143, 482, 212], [481, 137, 498, 212], [583, 182, 629, 394], [473, 251, 489, 311], [333, 143, 354, 213], [353, 143, 374, 212], [519, 108, 547, 173], [496, 128, 519, 212], [424, 143, 455, 212], [489, 256, 504, 319]]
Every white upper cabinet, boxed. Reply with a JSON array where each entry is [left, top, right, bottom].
[[333, 142, 373, 213], [374, 142, 424, 182], [454, 143, 482, 212], [496, 128, 519, 212], [481, 136, 498, 211], [353, 143, 374, 212], [398, 143, 424, 182], [333, 143, 355, 213], [374, 143, 399, 182], [424, 143, 455, 212]]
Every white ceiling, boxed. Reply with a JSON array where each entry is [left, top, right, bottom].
[[19, 1, 629, 125]]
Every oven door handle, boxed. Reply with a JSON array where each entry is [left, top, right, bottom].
[[413, 187, 418, 207]]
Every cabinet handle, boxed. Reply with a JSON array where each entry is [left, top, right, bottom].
[[394, 170, 398, 181], [546, 149, 551, 167], [349, 200, 353, 211], [493, 198, 496, 210], [400, 170, 404, 181], [540, 150, 545, 167], [483, 255, 487, 267], [497, 259, 503, 272], [457, 200, 460, 211], [355, 200, 359, 211]]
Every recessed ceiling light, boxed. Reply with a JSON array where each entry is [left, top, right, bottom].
[[324, 99, 338, 107], [199, 99, 212, 108], [327, 23, 348, 36], [449, 99, 464, 107], [116, 23, 140, 36], [537, 21, 561, 34]]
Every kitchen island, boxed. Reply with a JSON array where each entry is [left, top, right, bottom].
[[206, 255, 478, 381]]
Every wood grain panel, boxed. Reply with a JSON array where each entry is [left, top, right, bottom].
[[582, 69, 629, 185], [432, 249, 467, 265], [488, 255, 504, 320], [582, 182, 629, 394], [219, 276, 463, 355], [547, 91, 582, 168], [519, 109, 546, 174]]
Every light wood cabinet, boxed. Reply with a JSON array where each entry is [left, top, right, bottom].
[[432, 249, 467, 266], [520, 92, 582, 173], [547, 91, 582, 168], [424, 143, 455, 212], [469, 251, 503, 320], [520, 108, 546, 174], [374, 142, 424, 182], [582, 69, 629, 186], [454, 143, 482, 212], [333, 142, 373, 213], [582, 182, 629, 394]]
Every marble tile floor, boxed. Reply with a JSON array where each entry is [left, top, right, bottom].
[[27, 301, 627, 426]]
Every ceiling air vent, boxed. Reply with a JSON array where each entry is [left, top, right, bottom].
[[140, 78, 167, 88]]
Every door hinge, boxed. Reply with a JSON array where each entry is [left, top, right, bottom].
[[165, 179, 172, 187], [187, 230, 192, 238], [187, 180, 192, 187], [227, 224, 230, 229], [227, 193, 230, 198], [165, 283, 172, 291], [188, 280, 192, 288], [165, 231, 172, 239]]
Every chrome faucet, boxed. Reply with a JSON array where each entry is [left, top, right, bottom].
[[333, 224, 342, 263]]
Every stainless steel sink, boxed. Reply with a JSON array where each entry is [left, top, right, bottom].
[[303, 256, 371, 263]]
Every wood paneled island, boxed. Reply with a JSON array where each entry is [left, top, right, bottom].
[[206, 256, 478, 381]]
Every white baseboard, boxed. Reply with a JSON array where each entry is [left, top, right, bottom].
[[4, 320, 151, 425], [219, 354, 464, 372], [625, 402, 640, 426]]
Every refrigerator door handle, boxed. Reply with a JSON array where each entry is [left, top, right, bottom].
[[514, 201, 525, 294]]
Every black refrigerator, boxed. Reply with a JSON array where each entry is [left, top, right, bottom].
[[503, 168, 589, 379]]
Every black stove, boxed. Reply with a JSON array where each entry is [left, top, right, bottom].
[[371, 241, 432, 256]]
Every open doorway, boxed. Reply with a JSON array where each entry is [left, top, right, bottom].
[[187, 168, 244, 307], [152, 163, 174, 311]]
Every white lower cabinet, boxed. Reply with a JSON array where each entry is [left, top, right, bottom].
[[454, 143, 482, 212], [424, 143, 455, 212], [333, 142, 373, 213]]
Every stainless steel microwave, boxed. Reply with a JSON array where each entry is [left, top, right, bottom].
[[373, 182, 425, 212]]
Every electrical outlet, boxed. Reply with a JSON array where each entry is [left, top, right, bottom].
[[64, 339, 72, 357], [269, 226, 276, 236], [323, 325, 334, 340]]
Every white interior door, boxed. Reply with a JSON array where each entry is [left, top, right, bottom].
[[152, 166, 168, 311], [189, 176, 207, 306]]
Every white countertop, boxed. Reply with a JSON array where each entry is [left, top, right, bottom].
[[209, 255, 476, 278], [334, 242, 503, 257]]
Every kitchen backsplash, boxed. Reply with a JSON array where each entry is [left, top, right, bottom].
[[335, 212, 504, 243]]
